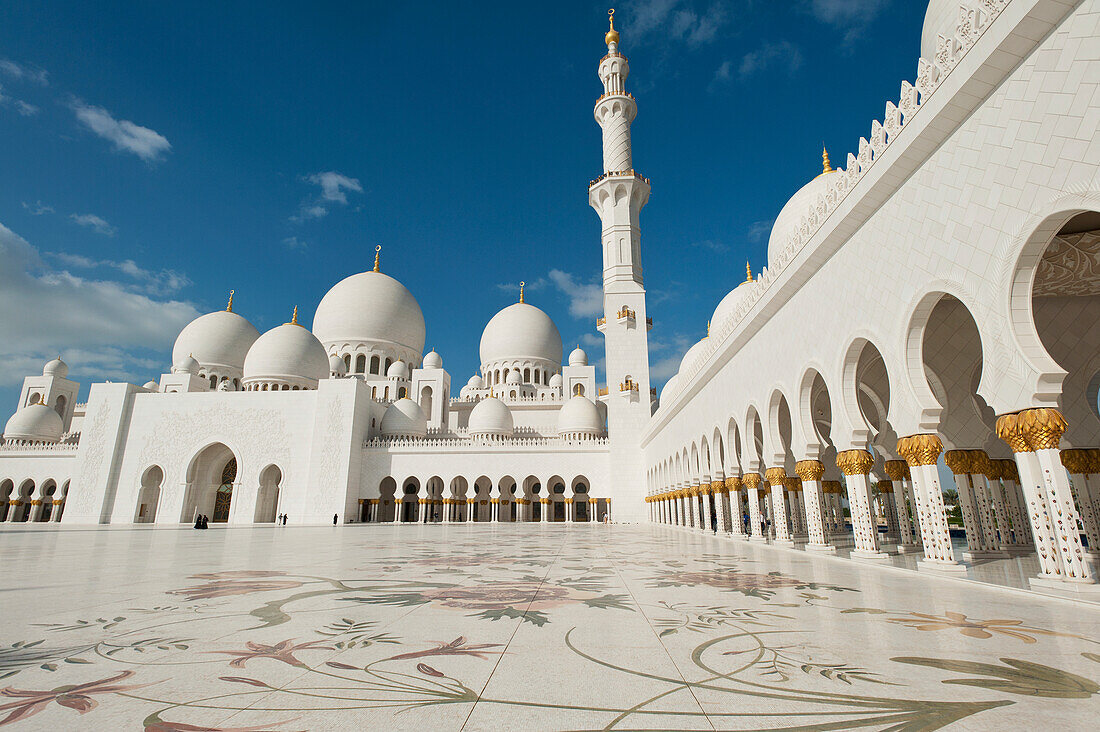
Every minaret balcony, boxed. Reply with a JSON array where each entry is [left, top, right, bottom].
[[616, 307, 636, 322], [595, 316, 607, 332], [588, 169, 650, 190]]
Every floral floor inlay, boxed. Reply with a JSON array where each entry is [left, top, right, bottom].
[[0, 523, 1096, 730]]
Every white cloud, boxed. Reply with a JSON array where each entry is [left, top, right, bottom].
[[691, 239, 728, 253], [282, 236, 308, 250], [306, 171, 363, 204], [0, 222, 199, 388], [805, 0, 889, 43], [648, 333, 694, 382], [69, 213, 117, 237], [48, 251, 191, 294], [292, 172, 362, 222], [713, 60, 733, 83], [747, 219, 773, 243], [548, 269, 603, 318], [0, 59, 48, 85], [495, 277, 548, 296], [739, 40, 803, 79], [624, 0, 730, 48], [71, 100, 172, 163], [15, 100, 38, 116], [21, 201, 53, 216]]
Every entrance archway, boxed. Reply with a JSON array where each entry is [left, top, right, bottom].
[[181, 443, 239, 523]]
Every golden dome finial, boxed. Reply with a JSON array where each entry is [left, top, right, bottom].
[[519, 281, 526, 304], [226, 289, 235, 312], [605, 8, 619, 45], [822, 145, 833, 174], [706, 320, 711, 337], [290, 305, 299, 326], [373, 244, 381, 273], [745, 261, 753, 283]]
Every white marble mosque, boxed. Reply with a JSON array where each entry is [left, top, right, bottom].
[[3, 0, 1100, 604]]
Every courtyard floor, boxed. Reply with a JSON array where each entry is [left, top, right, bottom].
[[0, 523, 1097, 730]]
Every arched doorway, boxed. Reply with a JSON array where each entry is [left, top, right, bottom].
[[135, 466, 164, 523], [37, 480, 57, 522], [255, 464, 281, 523], [571, 476, 590, 521], [548, 475, 566, 521], [181, 443, 239, 524], [14, 480, 34, 522], [0, 479, 13, 522]]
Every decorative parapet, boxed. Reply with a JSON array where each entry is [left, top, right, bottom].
[[656, 0, 1012, 413], [619, 379, 638, 392], [364, 435, 610, 449], [597, 387, 609, 396], [596, 316, 607, 327], [588, 169, 650, 189], [617, 307, 635, 321]]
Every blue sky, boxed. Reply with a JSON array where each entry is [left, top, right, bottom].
[[0, 0, 928, 422]]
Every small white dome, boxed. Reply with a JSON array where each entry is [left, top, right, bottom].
[[4, 404, 64, 443], [768, 168, 836, 270], [466, 374, 484, 389], [312, 271, 426, 355], [468, 396, 514, 437], [568, 346, 588, 366], [243, 323, 329, 386], [506, 370, 521, 385], [921, 0, 959, 61], [422, 349, 443, 369], [380, 397, 428, 438], [549, 373, 563, 388], [678, 337, 710, 377], [143, 380, 159, 390], [173, 309, 260, 373], [387, 359, 410, 379], [172, 354, 200, 375], [557, 395, 602, 436], [329, 353, 347, 376], [711, 280, 755, 332], [43, 357, 68, 378], [661, 373, 682, 403], [480, 302, 563, 366]]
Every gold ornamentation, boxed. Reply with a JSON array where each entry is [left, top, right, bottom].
[[725, 476, 742, 491], [883, 459, 907, 481], [1090, 449, 1100, 474], [373, 245, 381, 272], [944, 449, 972, 475], [289, 305, 299, 326], [745, 261, 753, 283], [836, 449, 874, 476], [896, 434, 943, 467], [784, 476, 802, 491], [1061, 448, 1092, 475], [519, 281, 525, 304], [605, 8, 619, 45], [742, 473, 761, 489], [795, 460, 824, 481], [764, 467, 786, 486], [876, 481, 892, 494], [1021, 408, 1067, 450], [997, 459, 1019, 482], [711, 480, 726, 494], [822, 480, 843, 493], [226, 289, 235, 312], [968, 450, 994, 479]]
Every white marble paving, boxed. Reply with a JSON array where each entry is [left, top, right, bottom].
[[0, 523, 1097, 730]]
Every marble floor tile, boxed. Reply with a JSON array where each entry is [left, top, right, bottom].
[[0, 523, 1096, 730]]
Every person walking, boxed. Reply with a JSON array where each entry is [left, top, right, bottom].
[[333, 513, 338, 525]]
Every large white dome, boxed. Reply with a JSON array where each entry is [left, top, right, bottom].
[[479, 303, 562, 366], [468, 396, 514, 437], [172, 310, 260, 372], [557, 395, 602, 437], [380, 398, 428, 438], [768, 168, 836, 270], [4, 404, 64, 443], [243, 323, 329, 386], [678, 336, 710, 377], [312, 271, 426, 355], [921, 0, 959, 61]]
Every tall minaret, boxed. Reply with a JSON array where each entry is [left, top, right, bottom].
[[589, 9, 651, 522]]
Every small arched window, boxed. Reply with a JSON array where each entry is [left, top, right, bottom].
[[54, 395, 67, 417], [28, 392, 42, 405], [370, 355, 380, 374], [523, 368, 530, 383], [573, 384, 585, 397], [343, 354, 351, 371], [356, 354, 367, 373], [209, 375, 217, 389], [384, 358, 393, 374], [398, 386, 407, 399]]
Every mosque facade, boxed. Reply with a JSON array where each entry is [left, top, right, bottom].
[[3, 1, 1100, 592]]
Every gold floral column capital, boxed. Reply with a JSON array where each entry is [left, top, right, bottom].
[[876, 480, 893, 494], [968, 450, 994, 478], [764, 467, 787, 485], [700, 483, 712, 496], [836, 449, 874, 476], [944, 449, 972, 475], [822, 480, 843, 493], [795, 460, 825, 481], [1061, 448, 1092, 475], [1089, 449, 1100, 474], [725, 476, 742, 492], [997, 459, 1019, 482], [785, 476, 802, 491], [883, 459, 907, 481], [896, 434, 943, 467], [711, 480, 727, 494], [743, 473, 761, 489]]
